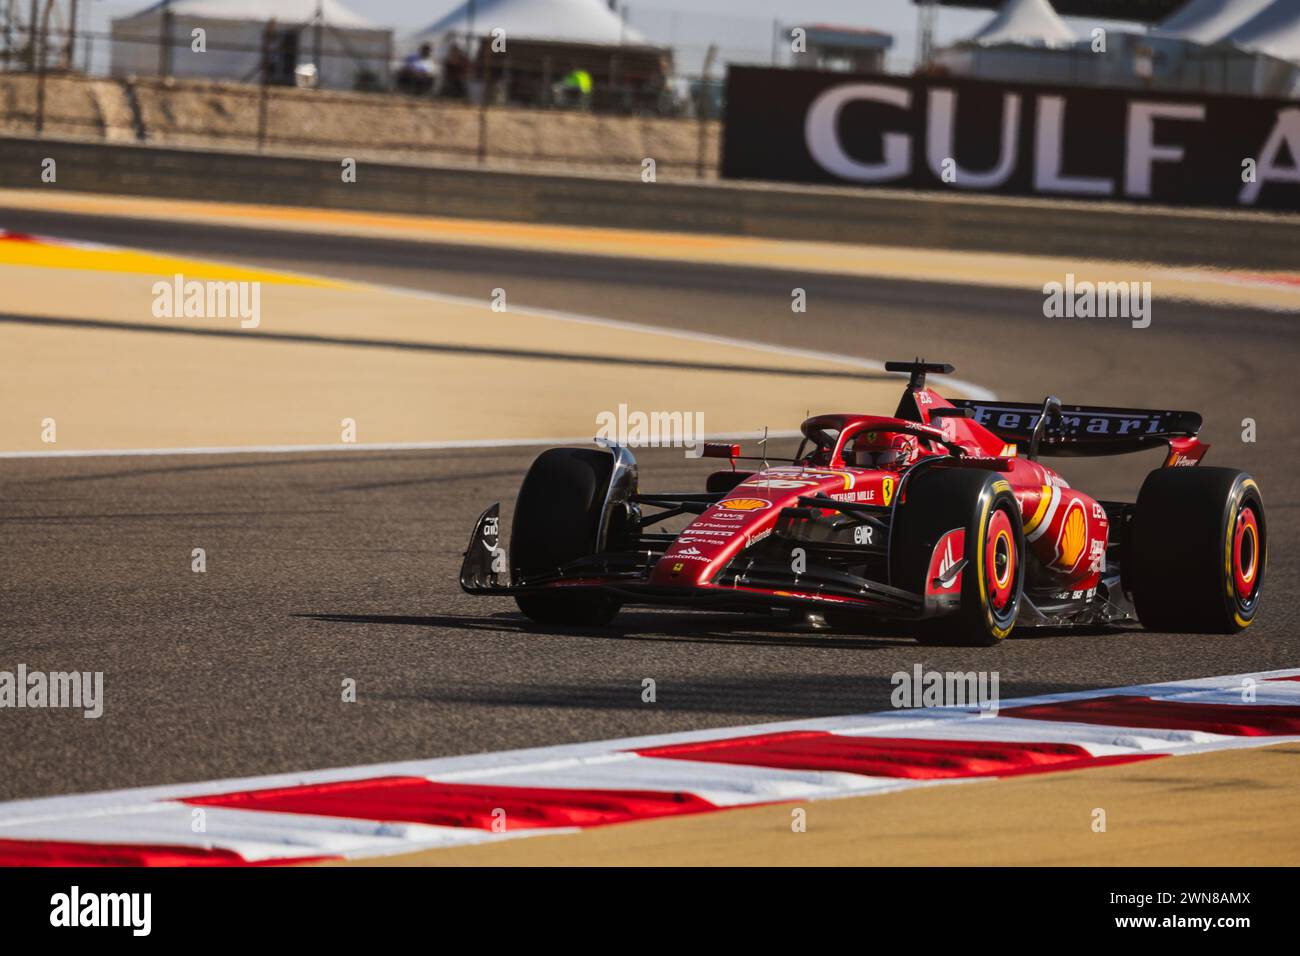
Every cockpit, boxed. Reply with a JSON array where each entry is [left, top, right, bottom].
[[796, 414, 933, 470]]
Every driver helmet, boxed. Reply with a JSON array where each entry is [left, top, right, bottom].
[[852, 431, 919, 469]]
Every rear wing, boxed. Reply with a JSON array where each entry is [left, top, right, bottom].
[[948, 400, 1205, 460]]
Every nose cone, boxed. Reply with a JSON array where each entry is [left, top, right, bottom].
[[649, 494, 775, 586], [649, 467, 896, 587]]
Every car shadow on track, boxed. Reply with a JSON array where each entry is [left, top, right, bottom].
[[296, 611, 1129, 649], [293, 613, 1106, 716], [295, 611, 920, 651]]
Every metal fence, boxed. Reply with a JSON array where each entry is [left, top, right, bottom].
[[1, 23, 722, 178], [0, 3, 894, 177], [2, 21, 719, 107]]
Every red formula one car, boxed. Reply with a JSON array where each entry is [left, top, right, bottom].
[[461, 361, 1266, 645]]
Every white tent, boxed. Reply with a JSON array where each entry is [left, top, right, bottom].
[[939, 0, 1299, 96], [126, 0, 379, 31], [968, 0, 1075, 48], [1155, 0, 1275, 44], [1148, 0, 1299, 97], [111, 0, 393, 90], [409, 0, 647, 49], [1221, 1, 1300, 63]]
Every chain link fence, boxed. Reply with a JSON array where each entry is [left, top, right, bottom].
[[2, 21, 728, 177], [1, 3, 893, 178]]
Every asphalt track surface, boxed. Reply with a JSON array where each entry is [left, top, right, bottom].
[[1, 205, 1296, 803]]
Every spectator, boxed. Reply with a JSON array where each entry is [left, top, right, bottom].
[[442, 41, 470, 99], [554, 64, 593, 109], [396, 43, 436, 95]]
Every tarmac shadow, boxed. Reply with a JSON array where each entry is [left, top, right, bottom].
[[295, 610, 917, 651]]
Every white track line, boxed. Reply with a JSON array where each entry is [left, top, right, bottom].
[[0, 430, 804, 460], [0, 803, 525, 862]]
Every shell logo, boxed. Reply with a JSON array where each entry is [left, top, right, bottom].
[[1056, 502, 1088, 569], [717, 498, 772, 512]]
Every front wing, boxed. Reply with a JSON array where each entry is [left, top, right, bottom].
[[459, 503, 926, 618]]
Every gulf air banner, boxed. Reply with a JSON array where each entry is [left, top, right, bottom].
[[721, 66, 1300, 212]]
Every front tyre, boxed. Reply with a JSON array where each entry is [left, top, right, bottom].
[[511, 448, 622, 626], [891, 468, 1025, 647], [1130, 467, 1265, 633]]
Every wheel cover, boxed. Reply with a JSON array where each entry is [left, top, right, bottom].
[[1232, 505, 1261, 604], [985, 508, 1016, 611]]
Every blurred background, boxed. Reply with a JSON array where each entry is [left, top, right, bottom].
[[2, 1, 1296, 176]]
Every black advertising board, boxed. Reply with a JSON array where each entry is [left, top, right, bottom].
[[722, 66, 1300, 212]]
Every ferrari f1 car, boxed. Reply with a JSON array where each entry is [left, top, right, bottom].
[[460, 361, 1266, 645]]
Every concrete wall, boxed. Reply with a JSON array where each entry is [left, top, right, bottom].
[[0, 74, 139, 142], [0, 134, 1296, 271]]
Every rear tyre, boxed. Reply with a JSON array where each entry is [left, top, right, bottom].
[[890, 468, 1025, 647], [511, 448, 622, 626], [1130, 467, 1264, 633]]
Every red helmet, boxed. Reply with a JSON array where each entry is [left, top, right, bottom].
[[852, 431, 919, 469]]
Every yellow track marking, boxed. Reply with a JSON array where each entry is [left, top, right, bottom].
[[0, 238, 338, 287], [3, 190, 1298, 313]]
